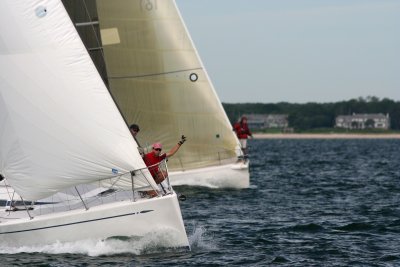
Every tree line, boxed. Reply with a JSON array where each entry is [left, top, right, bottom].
[[223, 97, 400, 130]]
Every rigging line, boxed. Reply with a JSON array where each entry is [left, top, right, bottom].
[[20, 196, 33, 220], [2, 178, 15, 202], [75, 187, 89, 211], [130, 172, 135, 202], [107, 68, 203, 80]]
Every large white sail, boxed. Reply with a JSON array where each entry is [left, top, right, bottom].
[[95, 0, 242, 172], [0, 0, 154, 201]]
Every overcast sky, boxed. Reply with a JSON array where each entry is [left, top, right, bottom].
[[176, 0, 400, 104]]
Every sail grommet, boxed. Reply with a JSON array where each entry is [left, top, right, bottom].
[[35, 6, 47, 18], [189, 73, 198, 82]]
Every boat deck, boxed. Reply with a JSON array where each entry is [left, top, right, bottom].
[[0, 187, 163, 223]]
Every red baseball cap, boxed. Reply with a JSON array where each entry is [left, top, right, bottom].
[[153, 142, 162, 149]]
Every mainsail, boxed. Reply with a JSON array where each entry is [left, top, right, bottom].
[[95, 0, 241, 172], [0, 0, 154, 201]]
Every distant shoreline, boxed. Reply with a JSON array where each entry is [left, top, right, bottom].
[[253, 133, 400, 139]]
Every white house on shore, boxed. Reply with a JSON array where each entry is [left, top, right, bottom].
[[335, 113, 390, 129]]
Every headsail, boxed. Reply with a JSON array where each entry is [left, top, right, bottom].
[[95, 0, 241, 172], [0, 0, 154, 201]]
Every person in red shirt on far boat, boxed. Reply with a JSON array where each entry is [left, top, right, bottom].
[[233, 116, 252, 162], [143, 135, 187, 195]]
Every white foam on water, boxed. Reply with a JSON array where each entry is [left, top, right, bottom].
[[173, 180, 219, 189], [188, 223, 217, 251], [0, 228, 187, 256], [0, 224, 219, 256]]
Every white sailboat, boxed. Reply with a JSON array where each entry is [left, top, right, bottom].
[[0, 0, 189, 249], [94, 0, 250, 189]]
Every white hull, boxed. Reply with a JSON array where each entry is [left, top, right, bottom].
[[169, 162, 250, 189], [0, 193, 189, 249]]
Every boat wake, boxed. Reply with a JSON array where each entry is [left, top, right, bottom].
[[188, 224, 217, 251], [174, 181, 220, 189], [0, 225, 216, 256], [0, 228, 189, 256]]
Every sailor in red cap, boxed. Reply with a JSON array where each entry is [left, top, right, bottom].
[[143, 135, 186, 194]]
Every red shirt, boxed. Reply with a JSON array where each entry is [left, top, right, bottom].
[[233, 122, 252, 139], [143, 152, 167, 177]]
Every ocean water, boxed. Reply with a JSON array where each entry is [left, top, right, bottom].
[[1, 139, 400, 266]]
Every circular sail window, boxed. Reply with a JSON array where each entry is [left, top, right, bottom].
[[35, 6, 47, 18], [189, 73, 198, 82]]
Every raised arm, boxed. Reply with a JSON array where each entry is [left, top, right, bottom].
[[166, 135, 187, 158]]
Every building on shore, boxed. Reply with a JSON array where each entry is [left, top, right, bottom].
[[242, 114, 289, 130], [335, 113, 390, 130]]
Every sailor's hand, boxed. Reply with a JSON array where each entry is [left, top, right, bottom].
[[178, 135, 187, 145]]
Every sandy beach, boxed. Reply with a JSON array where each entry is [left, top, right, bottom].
[[253, 133, 400, 139]]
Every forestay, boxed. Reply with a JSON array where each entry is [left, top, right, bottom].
[[0, 0, 155, 201], [96, 0, 241, 172]]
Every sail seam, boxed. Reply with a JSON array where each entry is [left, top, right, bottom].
[[108, 68, 203, 79]]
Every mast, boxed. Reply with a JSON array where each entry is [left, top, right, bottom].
[[61, 0, 132, 128]]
